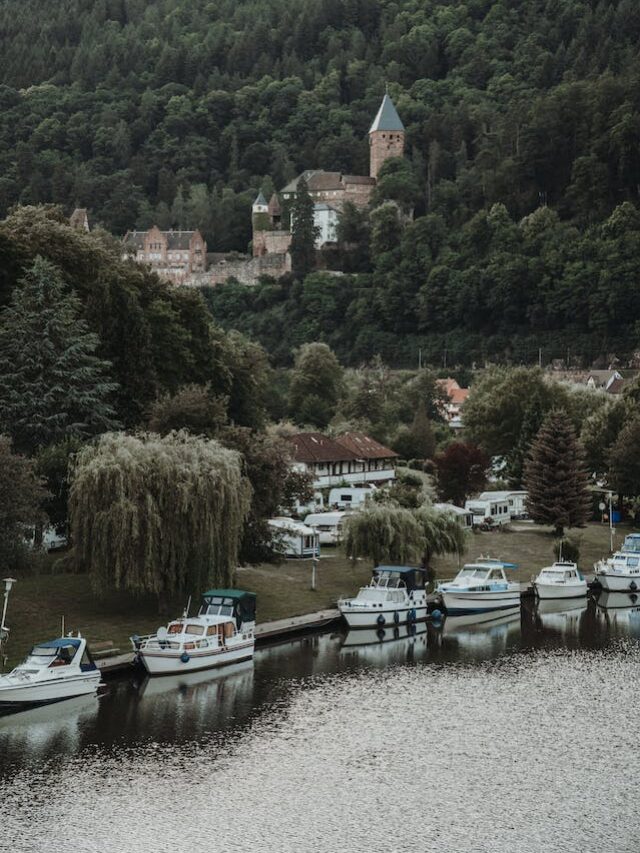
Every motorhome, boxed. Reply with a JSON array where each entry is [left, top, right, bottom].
[[268, 518, 319, 558], [303, 511, 350, 546], [464, 496, 511, 527], [328, 486, 375, 509]]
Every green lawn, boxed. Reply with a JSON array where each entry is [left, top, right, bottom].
[[0, 521, 619, 667]]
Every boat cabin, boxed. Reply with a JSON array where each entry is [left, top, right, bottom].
[[199, 589, 257, 631], [538, 562, 580, 582], [23, 638, 96, 672], [622, 534, 640, 554], [371, 566, 427, 592], [450, 559, 517, 587]]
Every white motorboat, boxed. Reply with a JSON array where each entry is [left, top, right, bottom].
[[0, 635, 101, 714], [533, 561, 587, 599], [132, 589, 256, 676], [437, 558, 521, 615], [594, 551, 640, 592], [337, 566, 428, 629]]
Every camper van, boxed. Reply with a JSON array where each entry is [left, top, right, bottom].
[[328, 486, 375, 509], [464, 496, 511, 528], [303, 511, 350, 546], [268, 518, 319, 558], [434, 503, 473, 530]]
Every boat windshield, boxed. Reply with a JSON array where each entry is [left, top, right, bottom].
[[28, 646, 58, 662], [458, 567, 490, 579]]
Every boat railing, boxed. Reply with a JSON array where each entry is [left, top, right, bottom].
[[132, 628, 253, 652]]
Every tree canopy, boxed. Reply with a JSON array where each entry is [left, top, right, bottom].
[[69, 431, 252, 605]]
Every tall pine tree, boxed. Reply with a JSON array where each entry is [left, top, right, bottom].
[[290, 177, 318, 279], [0, 256, 119, 454], [524, 410, 591, 536]]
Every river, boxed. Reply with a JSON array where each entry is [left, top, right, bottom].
[[0, 594, 638, 852]]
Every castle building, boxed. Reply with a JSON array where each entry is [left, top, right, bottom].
[[252, 93, 405, 259], [121, 93, 405, 285], [122, 225, 207, 284]]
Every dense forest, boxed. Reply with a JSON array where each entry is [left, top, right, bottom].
[[2, 0, 640, 364]]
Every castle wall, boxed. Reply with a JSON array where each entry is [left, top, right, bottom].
[[253, 230, 292, 257], [185, 253, 291, 287]]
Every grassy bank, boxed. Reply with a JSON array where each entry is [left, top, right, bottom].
[[0, 521, 618, 667]]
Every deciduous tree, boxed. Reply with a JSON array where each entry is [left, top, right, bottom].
[[435, 442, 489, 507], [69, 431, 252, 609]]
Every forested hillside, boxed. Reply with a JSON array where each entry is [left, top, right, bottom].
[[1, 0, 640, 240], [2, 0, 640, 365]]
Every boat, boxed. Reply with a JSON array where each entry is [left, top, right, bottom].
[[0, 635, 101, 714], [533, 561, 587, 599], [337, 566, 428, 629], [594, 550, 640, 592], [132, 589, 256, 676], [437, 558, 520, 615]]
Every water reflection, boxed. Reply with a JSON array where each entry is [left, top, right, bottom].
[[596, 591, 640, 636], [436, 607, 521, 657], [535, 597, 587, 636], [339, 623, 428, 666], [0, 694, 99, 768]]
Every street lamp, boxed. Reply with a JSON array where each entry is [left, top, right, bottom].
[[1, 577, 16, 637]]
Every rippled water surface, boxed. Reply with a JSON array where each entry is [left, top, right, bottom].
[[1, 597, 639, 852]]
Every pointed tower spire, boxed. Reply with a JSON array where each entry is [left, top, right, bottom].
[[369, 93, 405, 179]]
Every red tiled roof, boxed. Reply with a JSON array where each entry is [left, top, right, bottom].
[[334, 432, 398, 460], [449, 388, 470, 404], [606, 378, 625, 394], [289, 433, 357, 464]]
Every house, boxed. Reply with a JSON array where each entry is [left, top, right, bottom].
[[586, 370, 624, 391], [122, 226, 207, 284], [288, 431, 398, 490], [479, 490, 528, 519], [436, 378, 470, 429]]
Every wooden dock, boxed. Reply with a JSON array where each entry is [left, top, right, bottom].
[[97, 608, 342, 676]]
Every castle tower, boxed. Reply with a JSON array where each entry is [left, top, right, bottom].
[[369, 93, 405, 179], [252, 191, 269, 229]]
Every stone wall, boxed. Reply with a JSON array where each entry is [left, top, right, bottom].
[[185, 252, 291, 287], [253, 229, 292, 257]]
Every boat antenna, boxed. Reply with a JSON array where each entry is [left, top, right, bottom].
[[183, 596, 192, 618]]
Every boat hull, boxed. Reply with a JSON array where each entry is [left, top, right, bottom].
[[441, 589, 520, 615], [0, 672, 101, 713], [138, 638, 255, 676], [534, 582, 587, 600], [597, 573, 640, 592], [338, 604, 428, 629]]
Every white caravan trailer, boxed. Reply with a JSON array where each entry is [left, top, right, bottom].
[[303, 511, 350, 546], [434, 503, 474, 530], [464, 496, 511, 527], [479, 491, 528, 519], [328, 486, 375, 509], [268, 518, 319, 558]]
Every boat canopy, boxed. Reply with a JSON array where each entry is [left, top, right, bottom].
[[475, 559, 518, 570], [373, 566, 426, 591], [201, 589, 256, 624], [622, 534, 640, 553], [35, 638, 82, 649]]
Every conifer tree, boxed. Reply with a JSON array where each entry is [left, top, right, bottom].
[[0, 256, 119, 454], [523, 410, 591, 536], [290, 177, 318, 279]]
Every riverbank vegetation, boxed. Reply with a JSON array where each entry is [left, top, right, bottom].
[[1, 522, 618, 666]]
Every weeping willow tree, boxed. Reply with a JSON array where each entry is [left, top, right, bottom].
[[69, 431, 251, 607], [414, 506, 467, 567], [345, 503, 467, 571], [344, 505, 425, 566]]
